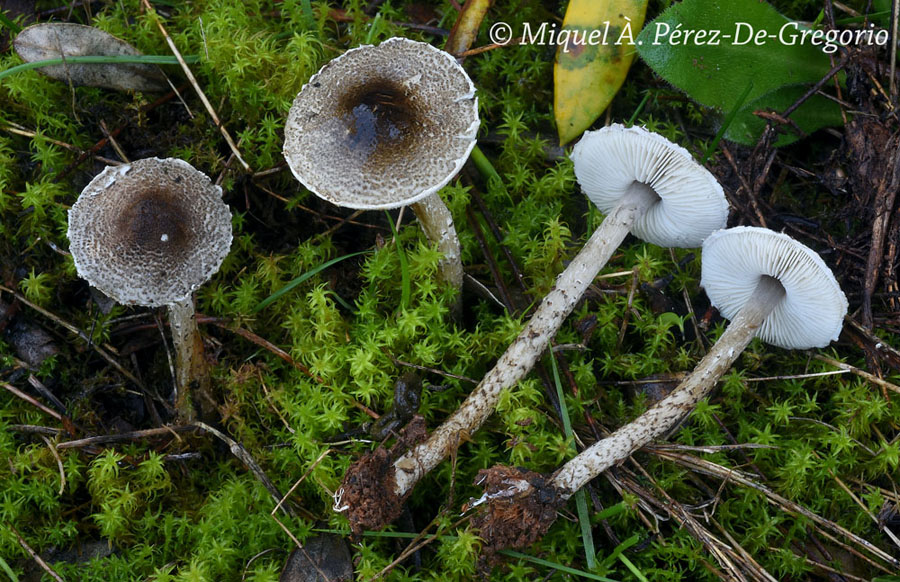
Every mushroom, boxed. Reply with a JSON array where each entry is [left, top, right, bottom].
[[67, 157, 232, 422], [283, 37, 479, 300], [336, 124, 729, 534], [470, 226, 848, 557]]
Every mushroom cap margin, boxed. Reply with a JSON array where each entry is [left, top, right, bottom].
[[283, 37, 479, 210], [571, 124, 729, 248], [700, 226, 847, 350], [67, 157, 233, 307]]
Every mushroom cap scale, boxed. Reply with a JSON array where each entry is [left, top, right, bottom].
[[283, 37, 479, 210], [701, 226, 847, 350], [571, 124, 729, 248], [67, 158, 232, 307]]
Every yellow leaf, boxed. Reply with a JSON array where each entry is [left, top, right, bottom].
[[554, 0, 648, 145]]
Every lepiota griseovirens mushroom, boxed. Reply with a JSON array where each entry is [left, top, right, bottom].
[[67, 158, 232, 422], [471, 226, 848, 556], [336, 124, 729, 533], [283, 37, 479, 305]]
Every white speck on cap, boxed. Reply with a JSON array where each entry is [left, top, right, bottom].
[[67, 157, 233, 307], [283, 37, 479, 210], [701, 226, 847, 349], [571, 124, 729, 248]]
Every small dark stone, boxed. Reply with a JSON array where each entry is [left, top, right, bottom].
[[280, 534, 353, 582], [7, 320, 58, 368]]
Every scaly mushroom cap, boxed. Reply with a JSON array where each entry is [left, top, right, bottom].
[[283, 37, 479, 210], [67, 158, 233, 307], [701, 226, 847, 349], [571, 124, 729, 247]]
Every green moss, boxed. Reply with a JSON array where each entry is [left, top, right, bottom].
[[0, 0, 894, 580]]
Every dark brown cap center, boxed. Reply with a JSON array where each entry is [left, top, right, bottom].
[[117, 190, 190, 254], [337, 79, 420, 168]]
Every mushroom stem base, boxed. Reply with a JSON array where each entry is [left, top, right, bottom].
[[388, 182, 658, 500], [169, 297, 207, 422], [551, 274, 786, 497]]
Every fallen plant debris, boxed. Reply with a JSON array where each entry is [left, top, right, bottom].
[[1, 0, 899, 580], [12, 22, 168, 91]]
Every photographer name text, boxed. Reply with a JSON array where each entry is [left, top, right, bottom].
[[488, 20, 890, 54]]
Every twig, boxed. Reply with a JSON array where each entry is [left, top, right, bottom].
[[465, 206, 516, 313], [788, 417, 877, 456], [655, 450, 900, 568], [385, 352, 478, 384], [316, 209, 366, 240], [891, 0, 898, 99], [814, 354, 900, 395], [98, 119, 130, 163], [785, 552, 870, 582], [3, 382, 71, 429], [457, 39, 524, 57], [259, 370, 295, 434], [40, 436, 66, 496], [56, 425, 193, 449], [444, 0, 493, 56], [196, 315, 321, 382], [7, 425, 65, 437], [140, 0, 250, 171], [367, 514, 471, 582], [271, 448, 332, 549], [194, 421, 293, 516], [9, 522, 66, 582], [0, 284, 144, 389], [780, 57, 847, 119], [28, 374, 66, 413]]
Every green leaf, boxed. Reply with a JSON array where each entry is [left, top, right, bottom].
[[254, 251, 369, 312], [725, 85, 844, 146], [554, 0, 649, 144], [636, 0, 833, 112]]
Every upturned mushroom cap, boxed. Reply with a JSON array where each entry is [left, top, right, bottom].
[[571, 124, 729, 247], [283, 37, 479, 209], [67, 158, 232, 307], [701, 226, 847, 350]]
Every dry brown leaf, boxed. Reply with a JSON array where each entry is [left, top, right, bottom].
[[13, 22, 167, 92]]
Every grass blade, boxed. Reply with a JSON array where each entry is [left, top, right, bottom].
[[470, 145, 512, 204], [0, 555, 18, 582], [618, 554, 649, 582], [626, 92, 652, 126], [500, 550, 622, 581], [311, 528, 624, 581], [0, 55, 199, 83], [385, 211, 411, 310], [702, 80, 753, 164], [300, 0, 316, 29], [254, 251, 369, 312], [0, 11, 22, 34], [550, 355, 597, 570]]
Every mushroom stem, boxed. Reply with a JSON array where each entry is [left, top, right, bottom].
[[168, 296, 206, 422], [551, 274, 786, 498], [410, 193, 464, 305], [390, 181, 660, 498]]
